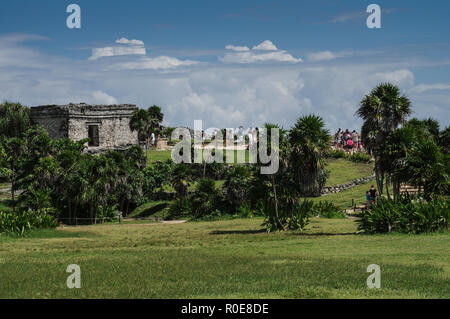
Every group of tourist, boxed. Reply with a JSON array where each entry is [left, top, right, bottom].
[[334, 128, 363, 153], [210, 127, 259, 148]]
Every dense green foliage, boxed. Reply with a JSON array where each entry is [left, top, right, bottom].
[[0, 102, 31, 138], [356, 196, 450, 234], [0, 210, 58, 235], [313, 201, 346, 219]]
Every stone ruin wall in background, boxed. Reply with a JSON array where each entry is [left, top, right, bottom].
[[30, 103, 138, 151]]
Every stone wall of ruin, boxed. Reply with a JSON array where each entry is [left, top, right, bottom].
[[30, 103, 138, 150], [68, 116, 138, 149]]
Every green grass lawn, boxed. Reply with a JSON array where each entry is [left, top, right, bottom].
[[1, 218, 448, 298], [325, 158, 373, 186], [310, 181, 373, 209], [147, 150, 173, 163]]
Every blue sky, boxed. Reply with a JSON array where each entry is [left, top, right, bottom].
[[1, 0, 449, 131]]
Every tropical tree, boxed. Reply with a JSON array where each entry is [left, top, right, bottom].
[[223, 165, 254, 209], [356, 83, 411, 194], [0, 101, 31, 138], [129, 105, 164, 155], [170, 164, 193, 202], [130, 109, 151, 153], [0, 137, 26, 210], [439, 126, 450, 154], [392, 130, 449, 199], [289, 114, 331, 197], [147, 105, 164, 133]]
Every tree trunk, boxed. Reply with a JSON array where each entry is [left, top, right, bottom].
[[271, 175, 284, 231], [385, 176, 390, 199], [89, 202, 94, 224], [11, 164, 16, 212], [68, 202, 72, 225]]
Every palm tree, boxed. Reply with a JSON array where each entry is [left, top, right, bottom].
[[130, 109, 151, 154], [170, 164, 192, 202], [289, 115, 330, 197], [130, 106, 164, 155], [0, 101, 31, 138], [356, 83, 411, 194], [0, 137, 26, 211], [148, 105, 164, 131]]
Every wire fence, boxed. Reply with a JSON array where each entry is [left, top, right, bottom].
[[57, 215, 163, 226]]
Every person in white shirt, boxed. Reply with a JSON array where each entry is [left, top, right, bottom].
[[150, 132, 155, 147]]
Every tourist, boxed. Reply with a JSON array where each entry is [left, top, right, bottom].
[[347, 138, 353, 154], [369, 185, 377, 205], [150, 132, 156, 148], [365, 191, 371, 209], [335, 128, 341, 149]]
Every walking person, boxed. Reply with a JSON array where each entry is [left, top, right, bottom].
[[369, 185, 377, 205]]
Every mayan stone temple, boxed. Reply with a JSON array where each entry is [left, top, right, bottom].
[[30, 103, 139, 151]]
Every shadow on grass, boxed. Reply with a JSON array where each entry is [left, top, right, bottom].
[[132, 203, 169, 218], [1, 229, 101, 240], [210, 229, 357, 236], [210, 229, 266, 235], [294, 232, 357, 237]]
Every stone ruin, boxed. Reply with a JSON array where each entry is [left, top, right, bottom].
[[30, 103, 138, 152]]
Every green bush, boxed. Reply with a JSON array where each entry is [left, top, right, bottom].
[[166, 199, 190, 220], [348, 152, 372, 163], [189, 178, 223, 219], [313, 201, 346, 219], [261, 199, 312, 232], [356, 196, 449, 234], [0, 210, 59, 235], [325, 149, 347, 159]]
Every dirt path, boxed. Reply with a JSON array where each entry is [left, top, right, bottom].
[[121, 219, 188, 226]]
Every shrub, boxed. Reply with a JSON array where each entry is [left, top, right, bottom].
[[261, 199, 312, 232], [356, 195, 449, 234], [223, 165, 254, 210], [0, 210, 59, 235], [348, 152, 372, 163], [188, 178, 223, 219], [313, 201, 346, 218], [325, 149, 347, 159], [166, 199, 190, 220]]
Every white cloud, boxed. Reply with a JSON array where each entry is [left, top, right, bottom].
[[220, 50, 302, 64], [89, 37, 199, 70], [115, 37, 144, 46], [220, 40, 301, 64], [307, 51, 336, 62], [108, 56, 199, 71], [2, 34, 450, 133], [374, 69, 414, 87], [409, 83, 450, 94], [252, 40, 278, 51], [91, 91, 118, 104], [89, 45, 146, 60], [225, 45, 250, 52]]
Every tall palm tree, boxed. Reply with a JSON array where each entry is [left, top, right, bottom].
[[356, 83, 411, 194], [289, 114, 330, 197], [130, 106, 164, 155], [148, 105, 164, 131]]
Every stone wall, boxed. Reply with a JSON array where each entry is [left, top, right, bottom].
[[321, 175, 375, 195], [30, 103, 138, 150]]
